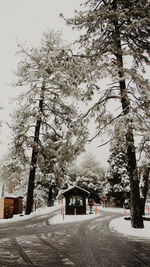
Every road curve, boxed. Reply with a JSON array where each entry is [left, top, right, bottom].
[[0, 208, 149, 267]]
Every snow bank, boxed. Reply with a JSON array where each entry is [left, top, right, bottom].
[[99, 206, 150, 240], [49, 213, 97, 225], [109, 216, 150, 239], [0, 205, 59, 224], [99, 206, 130, 215]]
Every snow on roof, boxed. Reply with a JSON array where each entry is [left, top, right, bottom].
[[0, 194, 23, 199], [62, 185, 90, 196]]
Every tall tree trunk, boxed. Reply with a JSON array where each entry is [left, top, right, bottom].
[[126, 127, 143, 228], [25, 84, 45, 215], [47, 186, 54, 207], [140, 165, 150, 215], [113, 10, 143, 227], [117, 60, 143, 227]]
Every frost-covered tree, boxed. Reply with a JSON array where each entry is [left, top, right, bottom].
[[106, 127, 149, 209], [0, 150, 29, 201], [12, 30, 88, 215], [106, 125, 130, 207], [33, 132, 78, 206], [64, 0, 150, 228], [68, 153, 105, 202]]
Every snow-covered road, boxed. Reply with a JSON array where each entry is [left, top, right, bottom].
[[0, 207, 150, 266]]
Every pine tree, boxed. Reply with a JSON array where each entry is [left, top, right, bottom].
[[13, 30, 88, 214], [106, 125, 130, 207], [64, 0, 150, 228], [68, 153, 105, 202], [0, 150, 29, 200]]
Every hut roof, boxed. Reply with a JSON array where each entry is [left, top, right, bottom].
[[0, 195, 23, 200], [62, 185, 90, 197]]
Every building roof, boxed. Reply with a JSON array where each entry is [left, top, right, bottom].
[[62, 185, 90, 197], [0, 195, 23, 199]]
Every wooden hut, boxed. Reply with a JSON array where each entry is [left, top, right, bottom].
[[62, 186, 90, 215], [14, 197, 23, 215], [0, 197, 23, 219]]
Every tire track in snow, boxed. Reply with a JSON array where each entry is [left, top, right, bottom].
[[110, 233, 150, 266], [79, 217, 101, 266], [10, 236, 34, 265], [37, 234, 77, 266]]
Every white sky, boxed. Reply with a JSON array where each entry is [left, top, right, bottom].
[[0, 0, 109, 167]]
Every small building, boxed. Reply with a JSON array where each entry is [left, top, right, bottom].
[[0, 197, 23, 219], [62, 186, 90, 215], [13, 197, 23, 215]]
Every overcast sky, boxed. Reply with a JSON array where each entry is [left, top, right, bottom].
[[0, 0, 109, 167]]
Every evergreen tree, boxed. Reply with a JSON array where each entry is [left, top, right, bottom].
[[106, 125, 130, 207], [64, 0, 150, 228], [68, 153, 105, 202], [0, 150, 29, 201], [13, 30, 88, 214]]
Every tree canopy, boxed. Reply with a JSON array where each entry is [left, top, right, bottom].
[[11, 30, 89, 213], [63, 0, 150, 228], [68, 153, 105, 202]]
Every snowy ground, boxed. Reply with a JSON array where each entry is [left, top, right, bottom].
[[49, 205, 128, 225], [100, 206, 130, 215], [49, 213, 97, 224], [50, 206, 150, 240], [104, 206, 150, 240], [0, 205, 59, 224], [0, 204, 150, 240], [109, 216, 150, 239]]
